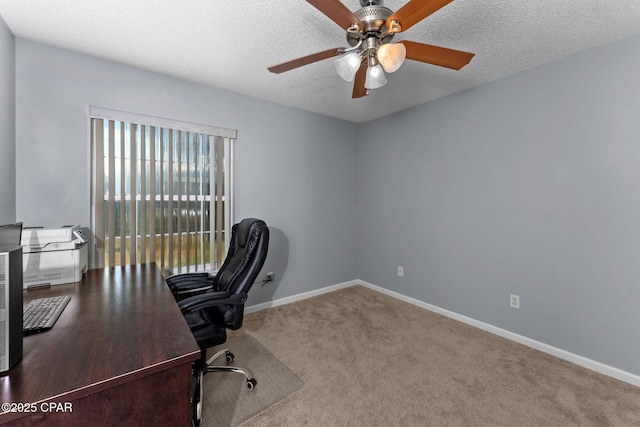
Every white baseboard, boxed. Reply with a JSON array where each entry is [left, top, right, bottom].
[[247, 278, 640, 388], [356, 280, 640, 388], [245, 279, 358, 315]]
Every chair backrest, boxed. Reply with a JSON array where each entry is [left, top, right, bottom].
[[215, 218, 269, 329]]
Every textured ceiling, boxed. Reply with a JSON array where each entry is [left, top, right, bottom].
[[1, 0, 640, 123]]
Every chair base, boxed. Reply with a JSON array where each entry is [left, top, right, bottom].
[[191, 348, 257, 426], [205, 348, 256, 385]]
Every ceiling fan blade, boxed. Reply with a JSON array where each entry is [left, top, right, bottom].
[[352, 65, 367, 99], [307, 0, 364, 31], [399, 40, 474, 70], [268, 48, 341, 74], [387, 0, 454, 33]]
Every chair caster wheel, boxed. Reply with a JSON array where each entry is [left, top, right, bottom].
[[247, 378, 257, 390], [226, 351, 234, 363]]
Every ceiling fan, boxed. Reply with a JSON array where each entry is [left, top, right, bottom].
[[267, 0, 475, 98]]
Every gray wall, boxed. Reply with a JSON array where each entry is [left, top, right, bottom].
[[0, 17, 15, 224], [14, 39, 359, 305], [358, 32, 640, 376]]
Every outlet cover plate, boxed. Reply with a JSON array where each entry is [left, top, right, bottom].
[[510, 294, 520, 309]]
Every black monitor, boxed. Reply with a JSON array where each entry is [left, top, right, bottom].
[[0, 222, 23, 248]]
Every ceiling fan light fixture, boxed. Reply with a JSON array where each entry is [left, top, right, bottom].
[[266, 0, 476, 99], [365, 63, 387, 89], [377, 42, 406, 73], [335, 52, 362, 82]]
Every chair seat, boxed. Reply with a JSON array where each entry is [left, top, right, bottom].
[[184, 310, 227, 349]]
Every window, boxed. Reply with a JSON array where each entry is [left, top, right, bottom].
[[90, 107, 234, 273]]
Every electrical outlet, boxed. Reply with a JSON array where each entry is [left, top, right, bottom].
[[510, 294, 520, 309], [265, 272, 275, 282], [397, 266, 404, 277]]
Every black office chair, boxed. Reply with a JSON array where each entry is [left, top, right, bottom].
[[170, 218, 269, 426]]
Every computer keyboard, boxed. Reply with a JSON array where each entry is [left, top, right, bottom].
[[23, 296, 71, 335]]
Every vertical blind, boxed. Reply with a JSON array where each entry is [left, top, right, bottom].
[[90, 107, 235, 273]]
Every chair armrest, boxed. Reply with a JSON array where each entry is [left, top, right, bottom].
[[166, 272, 218, 297], [178, 291, 247, 315], [166, 271, 213, 286], [173, 282, 215, 296]]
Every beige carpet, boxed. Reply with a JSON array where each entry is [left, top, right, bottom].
[[200, 333, 304, 427], [232, 285, 640, 426]]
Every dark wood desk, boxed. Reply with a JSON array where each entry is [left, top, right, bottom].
[[0, 263, 200, 426]]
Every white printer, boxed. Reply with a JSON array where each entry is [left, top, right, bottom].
[[21, 225, 88, 288]]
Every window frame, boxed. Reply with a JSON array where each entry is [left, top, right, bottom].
[[89, 106, 235, 273]]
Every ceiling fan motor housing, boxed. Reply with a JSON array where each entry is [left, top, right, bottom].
[[347, 5, 395, 47]]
